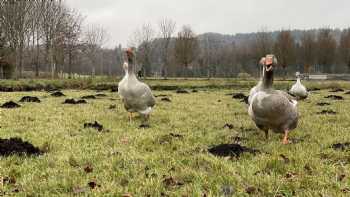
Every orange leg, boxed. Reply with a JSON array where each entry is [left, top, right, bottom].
[[282, 129, 289, 145], [128, 112, 133, 122]]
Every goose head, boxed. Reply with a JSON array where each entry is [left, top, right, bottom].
[[126, 48, 135, 63], [260, 54, 277, 73]]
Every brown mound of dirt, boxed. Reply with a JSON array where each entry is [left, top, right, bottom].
[[308, 87, 321, 91], [330, 88, 344, 92], [332, 142, 350, 151], [84, 121, 103, 132], [87, 180, 101, 189], [155, 94, 169, 97], [169, 133, 184, 138], [158, 133, 184, 144], [162, 176, 184, 188], [232, 93, 247, 99], [51, 91, 65, 97], [161, 97, 171, 102], [110, 86, 118, 92], [325, 95, 344, 100], [317, 110, 337, 115], [1, 101, 21, 108], [45, 87, 61, 92], [345, 91, 350, 95], [223, 123, 234, 129], [192, 89, 198, 93], [63, 99, 87, 104], [0, 138, 42, 156], [95, 93, 107, 97], [316, 102, 330, 106], [139, 124, 150, 129], [109, 104, 116, 109], [19, 96, 41, 103], [241, 97, 249, 104], [176, 89, 189, 94], [208, 144, 259, 157], [81, 95, 96, 99]]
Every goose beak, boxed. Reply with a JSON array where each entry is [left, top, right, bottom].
[[126, 48, 134, 62], [265, 56, 274, 71], [126, 48, 133, 57], [265, 64, 273, 72]]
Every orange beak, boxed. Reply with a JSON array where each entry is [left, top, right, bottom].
[[126, 48, 133, 55], [265, 56, 273, 66]]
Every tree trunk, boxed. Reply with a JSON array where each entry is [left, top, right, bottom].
[[108, 61, 112, 76], [68, 49, 72, 79], [45, 40, 50, 74], [283, 67, 287, 80], [0, 66, 3, 79], [91, 60, 95, 77], [35, 30, 40, 77], [18, 43, 24, 78]]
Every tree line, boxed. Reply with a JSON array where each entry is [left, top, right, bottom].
[[1, 1, 350, 79], [0, 0, 114, 79]]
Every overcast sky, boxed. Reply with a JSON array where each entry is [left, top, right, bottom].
[[66, 0, 350, 48]]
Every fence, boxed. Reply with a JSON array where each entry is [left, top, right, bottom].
[[306, 74, 350, 81]]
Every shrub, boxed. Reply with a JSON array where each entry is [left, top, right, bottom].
[[237, 72, 252, 80]]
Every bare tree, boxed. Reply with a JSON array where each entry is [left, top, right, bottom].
[[174, 25, 198, 77], [0, 0, 33, 78], [158, 18, 176, 78], [83, 24, 109, 76], [27, 1, 46, 77], [0, 28, 11, 78], [62, 9, 84, 78], [254, 28, 273, 59], [299, 31, 316, 73], [274, 30, 295, 77], [339, 28, 350, 73], [252, 27, 273, 76], [41, 0, 66, 78], [317, 28, 337, 73], [129, 23, 155, 77]]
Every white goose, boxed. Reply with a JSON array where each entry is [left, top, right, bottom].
[[118, 48, 156, 124], [248, 55, 298, 144], [289, 72, 308, 100]]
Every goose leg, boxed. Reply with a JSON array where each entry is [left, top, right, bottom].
[[143, 114, 150, 124], [264, 130, 269, 140], [140, 114, 150, 127], [282, 129, 289, 144], [128, 112, 133, 122]]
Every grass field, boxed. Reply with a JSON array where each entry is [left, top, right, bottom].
[[0, 80, 350, 196]]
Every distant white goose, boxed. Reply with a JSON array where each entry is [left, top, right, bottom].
[[289, 72, 308, 100], [118, 48, 156, 123], [248, 55, 298, 144]]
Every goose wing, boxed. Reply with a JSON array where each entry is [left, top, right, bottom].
[[133, 82, 156, 108]]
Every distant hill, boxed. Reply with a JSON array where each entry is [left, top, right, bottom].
[[197, 28, 343, 45]]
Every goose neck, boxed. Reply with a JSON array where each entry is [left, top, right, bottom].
[[263, 70, 273, 88], [127, 58, 134, 73]]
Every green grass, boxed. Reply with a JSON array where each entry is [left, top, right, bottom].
[[1, 78, 350, 92], [0, 84, 350, 196]]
